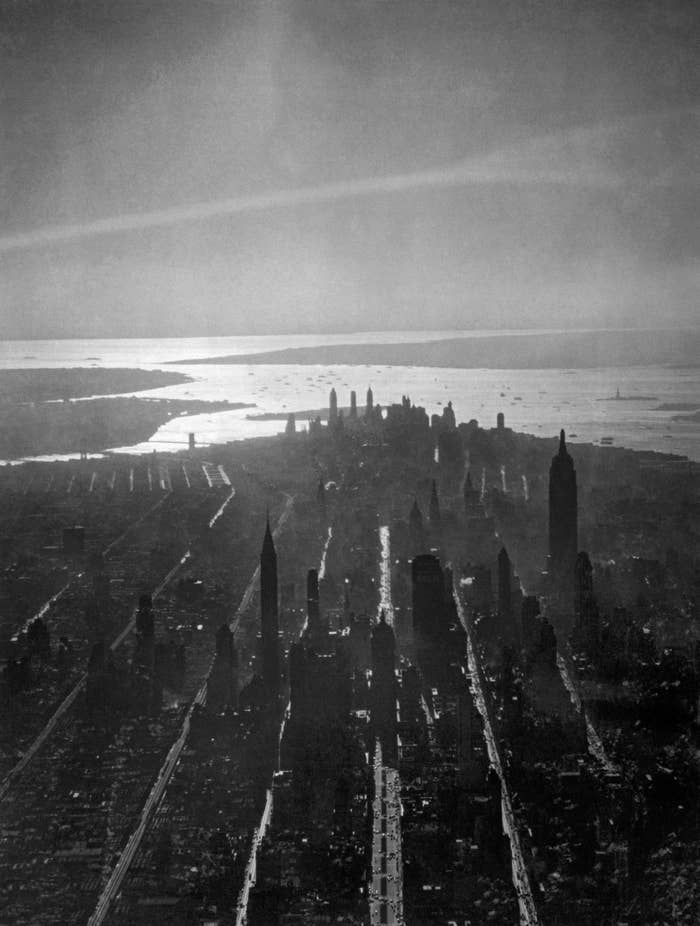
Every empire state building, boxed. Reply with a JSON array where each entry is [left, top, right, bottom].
[[548, 429, 578, 606]]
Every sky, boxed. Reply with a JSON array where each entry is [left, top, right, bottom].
[[1, 0, 698, 339]]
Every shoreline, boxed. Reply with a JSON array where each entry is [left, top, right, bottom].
[[0, 396, 253, 461], [169, 329, 700, 370]]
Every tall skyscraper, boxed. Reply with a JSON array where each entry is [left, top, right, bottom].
[[497, 546, 512, 619], [260, 517, 280, 695], [412, 554, 445, 646], [409, 498, 425, 555], [548, 429, 578, 601], [349, 390, 357, 418], [329, 387, 338, 423], [366, 386, 374, 418]]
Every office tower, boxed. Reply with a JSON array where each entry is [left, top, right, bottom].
[[329, 387, 338, 424], [412, 554, 445, 645], [366, 386, 374, 418], [260, 517, 280, 695], [497, 412, 505, 431], [306, 568, 320, 636], [498, 547, 512, 622], [209, 623, 239, 710], [409, 498, 425, 555], [349, 390, 357, 418], [371, 610, 397, 761], [429, 479, 441, 527], [548, 429, 578, 599]]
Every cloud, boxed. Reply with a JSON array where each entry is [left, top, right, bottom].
[[2, 106, 696, 256]]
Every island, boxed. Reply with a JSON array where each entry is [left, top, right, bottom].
[[171, 328, 700, 370]]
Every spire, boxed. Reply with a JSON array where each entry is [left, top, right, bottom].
[[559, 429, 566, 455], [262, 512, 275, 555]]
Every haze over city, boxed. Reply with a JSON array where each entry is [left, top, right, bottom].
[[1, 0, 698, 339]]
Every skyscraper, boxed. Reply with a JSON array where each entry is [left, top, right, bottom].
[[366, 386, 374, 418], [412, 554, 445, 647], [548, 429, 578, 602], [349, 390, 357, 418], [408, 498, 425, 555], [329, 387, 338, 423], [497, 546, 512, 620], [260, 517, 280, 695]]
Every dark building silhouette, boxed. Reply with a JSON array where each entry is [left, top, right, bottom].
[[260, 517, 280, 696], [497, 412, 505, 431], [366, 386, 374, 418], [412, 554, 449, 671], [208, 624, 238, 710], [371, 611, 397, 763], [329, 387, 338, 424], [408, 498, 425, 555], [349, 390, 357, 418], [442, 400, 456, 430], [548, 429, 578, 605], [498, 547, 512, 620], [285, 413, 296, 436]]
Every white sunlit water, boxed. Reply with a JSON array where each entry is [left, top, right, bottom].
[[1, 332, 699, 462]]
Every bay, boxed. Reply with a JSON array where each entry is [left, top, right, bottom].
[[1, 331, 698, 462]]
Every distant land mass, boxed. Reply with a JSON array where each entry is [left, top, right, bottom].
[[0, 397, 249, 459], [173, 329, 700, 370], [0, 368, 191, 404], [0, 368, 246, 459]]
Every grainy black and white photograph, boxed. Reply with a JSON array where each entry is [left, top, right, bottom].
[[1, 1, 699, 924]]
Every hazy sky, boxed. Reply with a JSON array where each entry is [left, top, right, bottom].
[[1, 0, 698, 338]]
